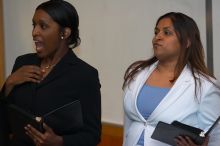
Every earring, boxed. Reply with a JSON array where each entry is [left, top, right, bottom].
[[61, 36, 64, 39]]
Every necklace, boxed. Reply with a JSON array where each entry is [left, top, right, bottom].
[[41, 64, 55, 74], [41, 56, 62, 75], [44, 64, 55, 69]]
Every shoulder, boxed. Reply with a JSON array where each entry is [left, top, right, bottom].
[[11, 53, 39, 72], [14, 53, 38, 64], [74, 57, 99, 77], [196, 72, 219, 88], [67, 55, 100, 87], [64, 51, 98, 76], [124, 63, 157, 91], [197, 74, 220, 99], [185, 65, 219, 89], [71, 58, 101, 88], [16, 53, 37, 61]]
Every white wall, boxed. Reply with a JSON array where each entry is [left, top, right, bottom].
[[213, 0, 220, 80], [3, 0, 206, 125]]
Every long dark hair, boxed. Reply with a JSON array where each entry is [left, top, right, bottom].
[[36, 0, 80, 49], [123, 12, 215, 97]]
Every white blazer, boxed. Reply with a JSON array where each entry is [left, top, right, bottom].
[[123, 62, 220, 146]]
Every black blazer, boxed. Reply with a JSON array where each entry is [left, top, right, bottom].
[[0, 50, 101, 146]]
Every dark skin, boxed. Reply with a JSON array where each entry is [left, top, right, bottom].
[[147, 18, 209, 146], [4, 9, 72, 146], [25, 123, 63, 146], [175, 136, 209, 146]]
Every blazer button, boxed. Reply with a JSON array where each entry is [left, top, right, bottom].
[[145, 122, 148, 126]]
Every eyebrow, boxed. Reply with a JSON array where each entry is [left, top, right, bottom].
[[154, 26, 175, 31], [32, 19, 49, 24]]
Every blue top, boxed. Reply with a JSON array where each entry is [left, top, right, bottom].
[[136, 84, 170, 146]]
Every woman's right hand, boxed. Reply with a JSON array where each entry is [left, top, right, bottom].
[[4, 65, 42, 96], [175, 136, 209, 146]]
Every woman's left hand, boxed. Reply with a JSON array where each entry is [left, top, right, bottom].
[[175, 136, 209, 146], [25, 123, 63, 146]]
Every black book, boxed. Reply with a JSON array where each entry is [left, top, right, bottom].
[[151, 117, 220, 146], [7, 100, 83, 138]]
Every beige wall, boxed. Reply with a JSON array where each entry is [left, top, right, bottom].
[[0, 0, 5, 87], [213, 0, 220, 80], [3, 0, 207, 124]]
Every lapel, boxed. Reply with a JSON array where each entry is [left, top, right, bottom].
[[129, 62, 158, 121], [129, 62, 193, 122], [147, 65, 193, 122], [37, 50, 78, 88], [28, 54, 41, 96]]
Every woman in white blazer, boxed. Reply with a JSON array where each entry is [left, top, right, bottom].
[[123, 12, 220, 146]]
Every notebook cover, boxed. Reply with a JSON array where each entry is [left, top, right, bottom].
[[7, 100, 83, 138], [43, 100, 83, 135], [151, 121, 205, 146], [7, 104, 44, 138]]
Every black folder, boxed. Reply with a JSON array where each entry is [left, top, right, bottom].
[[151, 117, 220, 146], [7, 100, 83, 138]]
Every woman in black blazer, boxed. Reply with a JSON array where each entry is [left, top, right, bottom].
[[0, 0, 101, 146]]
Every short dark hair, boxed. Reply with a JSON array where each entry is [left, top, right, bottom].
[[36, 0, 80, 49]]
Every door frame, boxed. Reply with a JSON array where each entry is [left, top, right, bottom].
[[0, 0, 5, 87]]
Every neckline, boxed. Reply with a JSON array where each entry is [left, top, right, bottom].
[[144, 84, 171, 89]]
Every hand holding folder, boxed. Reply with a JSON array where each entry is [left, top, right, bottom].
[[7, 100, 83, 138], [151, 117, 220, 146]]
